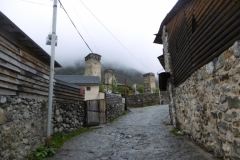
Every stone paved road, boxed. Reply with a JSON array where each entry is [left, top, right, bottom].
[[49, 105, 215, 160]]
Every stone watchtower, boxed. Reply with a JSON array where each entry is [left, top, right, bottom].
[[104, 69, 115, 85], [85, 53, 101, 80], [143, 72, 156, 93]]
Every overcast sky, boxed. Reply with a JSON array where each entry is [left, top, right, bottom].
[[0, 0, 177, 75]]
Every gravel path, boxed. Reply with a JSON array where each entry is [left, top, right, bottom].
[[49, 105, 215, 160]]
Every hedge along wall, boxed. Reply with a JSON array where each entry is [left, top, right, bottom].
[[126, 92, 170, 107], [173, 41, 240, 159]]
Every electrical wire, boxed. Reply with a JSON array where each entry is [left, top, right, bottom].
[[69, 0, 99, 53], [20, 0, 52, 6], [58, 0, 93, 53], [68, 0, 109, 72], [78, 0, 153, 72]]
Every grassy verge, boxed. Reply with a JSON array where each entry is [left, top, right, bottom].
[[145, 102, 158, 107], [170, 129, 181, 136], [51, 127, 92, 148], [27, 127, 92, 160], [109, 111, 128, 123]]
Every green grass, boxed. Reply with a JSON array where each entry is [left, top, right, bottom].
[[27, 127, 93, 160], [109, 111, 128, 123], [51, 127, 93, 148], [170, 129, 181, 136]]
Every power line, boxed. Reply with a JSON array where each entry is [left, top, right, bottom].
[[20, 0, 52, 6], [78, 0, 153, 72], [69, 0, 109, 72], [58, 0, 93, 53], [69, 0, 99, 53]]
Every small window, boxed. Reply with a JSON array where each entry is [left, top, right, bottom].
[[86, 87, 91, 91], [192, 15, 198, 33]]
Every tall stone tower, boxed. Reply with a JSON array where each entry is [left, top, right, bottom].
[[85, 53, 101, 80], [143, 72, 156, 93], [104, 69, 115, 85]]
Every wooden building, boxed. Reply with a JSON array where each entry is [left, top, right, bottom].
[[55, 75, 104, 101], [154, 0, 240, 87], [0, 12, 86, 159], [0, 11, 84, 102], [154, 1, 240, 158], [0, 11, 62, 99]]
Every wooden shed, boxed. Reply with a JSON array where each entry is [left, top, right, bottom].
[[154, 0, 240, 86], [0, 12, 61, 99]]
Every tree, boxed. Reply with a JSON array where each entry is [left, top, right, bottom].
[[117, 86, 129, 95], [83, 72, 92, 76], [137, 85, 144, 93], [109, 77, 118, 93], [99, 84, 105, 92], [153, 88, 160, 93]]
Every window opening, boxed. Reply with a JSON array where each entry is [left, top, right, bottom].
[[192, 15, 198, 33]]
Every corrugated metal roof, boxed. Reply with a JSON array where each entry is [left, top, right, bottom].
[[0, 12, 61, 67], [154, 0, 191, 44], [55, 75, 101, 85]]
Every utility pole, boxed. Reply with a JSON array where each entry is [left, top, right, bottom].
[[112, 72, 113, 93], [124, 78, 127, 111], [46, 0, 58, 147]]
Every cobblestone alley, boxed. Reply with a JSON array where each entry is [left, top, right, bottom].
[[49, 105, 215, 160]]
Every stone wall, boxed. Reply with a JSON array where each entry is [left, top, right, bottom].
[[0, 96, 85, 160], [106, 93, 125, 121], [173, 41, 240, 159], [52, 101, 84, 134], [126, 92, 169, 107], [0, 93, 126, 159], [0, 96, 47, 160]]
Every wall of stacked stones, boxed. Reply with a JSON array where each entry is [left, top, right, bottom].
[[51, 101, 84, 134], [106, 93, 124, 121], [0, 96, 47, 160], [127, 92, 169, 107], [173, 41, 240, 159], [0, 95, 85, 160]]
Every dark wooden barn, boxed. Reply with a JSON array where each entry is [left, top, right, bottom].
[[154, 0, 240, 86]]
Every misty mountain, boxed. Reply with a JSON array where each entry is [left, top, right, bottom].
[[55, 60, 144, 86]]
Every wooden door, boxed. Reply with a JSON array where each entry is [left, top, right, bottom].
[[85, 100, 99, 126]]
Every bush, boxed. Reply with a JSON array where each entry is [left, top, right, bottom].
[[27, 146, 55, 160]]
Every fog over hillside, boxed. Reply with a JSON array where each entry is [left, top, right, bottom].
[[55, 60, 147, 86]]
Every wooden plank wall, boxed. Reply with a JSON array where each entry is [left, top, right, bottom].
[[54, 80, 84, 103], [166, 0, 240, 86], [0, 35, 50, 99], [0, 35, 84, 103]]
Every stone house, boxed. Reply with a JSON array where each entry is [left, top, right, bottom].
[[104, 69, 115, 92], [143, 73, 156, 93], [85, 53, 101, 80], [154, 0, 240, 159], [55, 75, 104, 101]]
